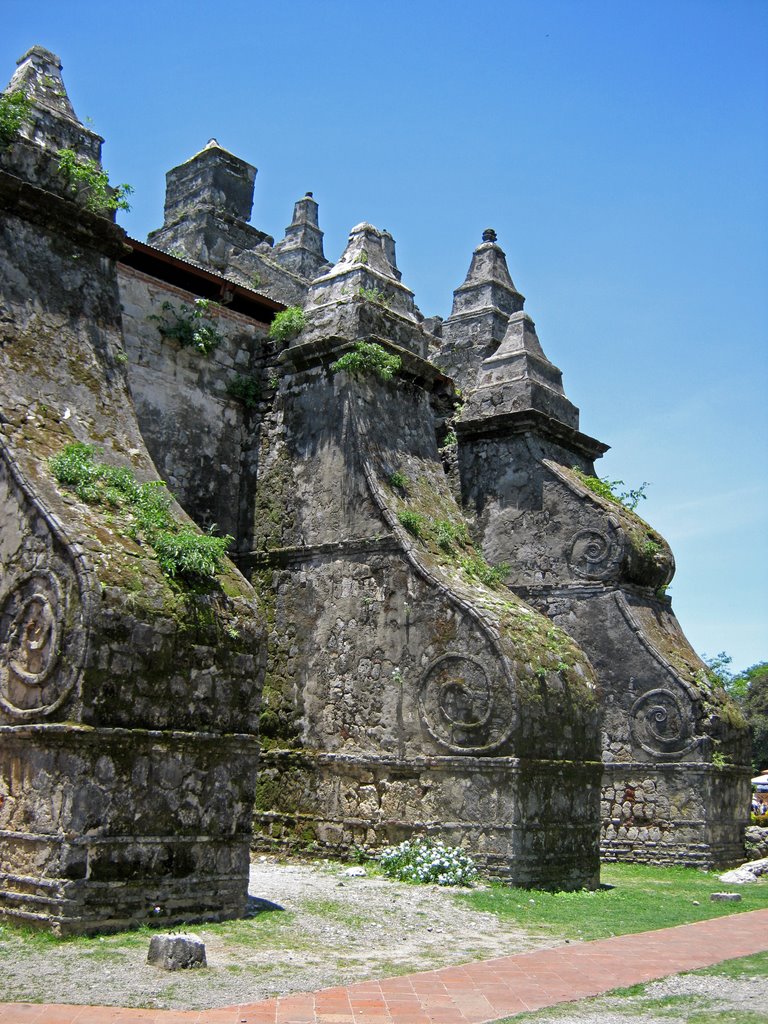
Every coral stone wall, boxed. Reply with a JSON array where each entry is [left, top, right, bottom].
[[246, 346, 603, 888], [457, 430, 750, 866], [118, 265, 275, 547], [0, 49, 266, 932]]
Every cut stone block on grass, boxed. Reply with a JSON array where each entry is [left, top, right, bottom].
[[146, 934, 207, 970]]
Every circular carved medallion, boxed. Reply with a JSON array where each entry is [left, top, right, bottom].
[[629, 686, 700, 757], [567, 528, 622, 580], [418, 654, 516, 753], [0, 569, 82, 717]]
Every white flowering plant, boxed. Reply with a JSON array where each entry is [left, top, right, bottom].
[[378, 836, 478, 886]]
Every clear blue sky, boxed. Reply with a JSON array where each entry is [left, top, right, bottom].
[[4, 0, 767, 672]]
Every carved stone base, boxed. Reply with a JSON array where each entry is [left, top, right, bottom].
[[0, 724, 259, 935], [252, 750, 602, 891], [601, 762, 748, 867]]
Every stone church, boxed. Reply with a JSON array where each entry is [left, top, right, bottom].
[[0, 46, 749, 934]]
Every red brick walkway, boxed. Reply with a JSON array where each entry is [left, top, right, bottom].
[[2, 909, 767, 1024]]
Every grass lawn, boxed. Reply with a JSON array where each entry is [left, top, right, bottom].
[[490, 950, 768, 1024], [455, 862, 768, 942], [0, 860, 766, 1012]]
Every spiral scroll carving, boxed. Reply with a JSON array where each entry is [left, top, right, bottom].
[[567, 527, 622, 580], [418, 654, 516, 753], [0, 569, 83, 717], [629, 686, 700, 757]]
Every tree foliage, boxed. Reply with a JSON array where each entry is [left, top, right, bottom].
[[703, 653, 768, 771], [741, 662, 768, 771]]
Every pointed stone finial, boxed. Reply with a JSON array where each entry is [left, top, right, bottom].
[[290, 193, 320, 228], [461, 311, 579, 429], [456, 234, 523, 308], [7, 46, 75, 120], [299, 222, 424, 354], [380, 229, 402, 282], [271, 191, 330, 280], [3, 46, 102, 164], [433, 232, 525, 391]]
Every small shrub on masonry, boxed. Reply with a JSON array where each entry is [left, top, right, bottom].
[[331, 341, 401, 382], [357, 284, 390, 308], [268, 306, 305, 343], [226, 374, 261, 408], [0, 90, 32, 148], [49, 443, 232, 582], [433, 517, 469, 552], [457, 552, 509, 588], [149, 298, 222, 356], [397, 508, 426, 538], [378, 836, 478, 886], [152, 526, 231, 580], [571, 466, 649, 512], [56, 148, 133, 214]]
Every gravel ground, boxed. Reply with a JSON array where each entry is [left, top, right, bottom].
[[1, 857, 765, 1021], [0, 856, 557, 1011]]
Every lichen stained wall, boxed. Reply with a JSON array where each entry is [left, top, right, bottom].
[[118, 264, 274, 547]]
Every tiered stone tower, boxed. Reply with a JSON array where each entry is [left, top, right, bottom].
[[437, 228, 525, 390], [437, 233, 750, 864], [0, 47, 265, 934], [243, 224, 603, 887]]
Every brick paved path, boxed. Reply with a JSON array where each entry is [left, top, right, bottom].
[[2, 909, 767, 1024]]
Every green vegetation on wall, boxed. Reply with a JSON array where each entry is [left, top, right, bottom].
[[704, 652, 768, 770], [49, 443, 232, 582], [570, 466, 649, 511], [389, 471, 511, 591], [0, 90, 32, 148], [226, 374, 261, 408], [149, 298, 222, 356], [356, 285, 391, 308], [268, 306, 305, 343], [56, 148, 133, 214], [331, 341, 402, 382]]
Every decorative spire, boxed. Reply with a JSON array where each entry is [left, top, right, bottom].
[[272, 192, 331, 280], [159, 142, 257, 224], [433, 230, 525, 392], [300, 222, 424, 355], [3, 46, 102, 161], [461, 311, 580, 429], [6, 46, 76, 120], [451, 230, 524, 316]]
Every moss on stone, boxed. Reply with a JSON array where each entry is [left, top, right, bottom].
[[377, 461, 598, 719], [252, 568, 303, 751], [252, 447, 296, 548], [559, 465, 673, 588]]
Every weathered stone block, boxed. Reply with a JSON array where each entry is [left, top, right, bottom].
[[147, 933, 207, 970]]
